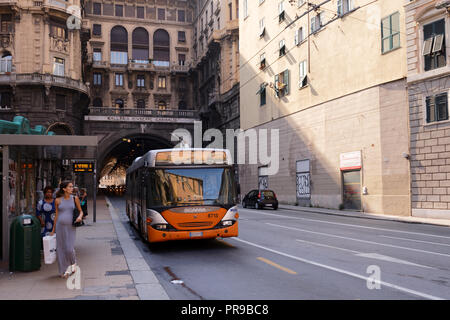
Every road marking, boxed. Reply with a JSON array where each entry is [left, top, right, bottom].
[[232, 238, 444, 300], [240, 209, 450, 239], [296, 238, 360, 254], [266, 223, 450, 258], [353, 253, 434, 269], [379, 235, 450, 247], [295, 239, 434, 269], [257, 257, 298, 275]]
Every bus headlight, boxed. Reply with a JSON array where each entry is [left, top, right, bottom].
[[146, 209, 169, 227], [221, 206, 239, 223], [222, 221, 233, 226]]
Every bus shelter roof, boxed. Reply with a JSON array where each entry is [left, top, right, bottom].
[[0, 135, 98, 147]]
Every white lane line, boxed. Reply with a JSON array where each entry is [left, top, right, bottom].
[[295, 238, 360, 254], [240, 209, 450, 239], [266, 223, 450, 258], [379, 235, 450, 247], [232, 237, 444, 300], [295, 239, 434, 269]]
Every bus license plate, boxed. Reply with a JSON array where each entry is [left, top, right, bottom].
[[189, 232, 203, 238]]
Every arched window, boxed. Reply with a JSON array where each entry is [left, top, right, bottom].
[[158, 100, 167, 110], [132, 28, 149, 64], [153, 29, 170, 67], [0, 51, 12, 73], [93, 97, 102, 108], [110, 26, 128, 65]]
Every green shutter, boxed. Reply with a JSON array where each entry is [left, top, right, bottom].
[[284, 69, 290, 95], [275, 74, 279, 97]]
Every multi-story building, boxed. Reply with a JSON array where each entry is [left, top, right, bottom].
[[405, 0, 450, 219], [84, 0, 195, 113], [239, 0, 411, 216], [0, 0, 90, 135], [191, 0, 240, 132]]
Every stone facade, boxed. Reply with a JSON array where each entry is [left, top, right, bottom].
[[0, 0, 89, 134], [84, 0, 195, 111], [405, 0, 450, 218], [191, 0, 240, 133]]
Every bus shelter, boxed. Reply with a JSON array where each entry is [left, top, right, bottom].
[[0, 134, 98, 263]]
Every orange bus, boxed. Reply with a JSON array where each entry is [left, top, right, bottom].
[[125, 148, 239, 243]]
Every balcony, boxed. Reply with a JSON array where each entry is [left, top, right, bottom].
[[171, 64, 189, 73], [128, 59, 153, 71], [226, 19, 239, 32], [93, 60, 109, 69], [0, 73, 88, 94], [85, 107, 199, 124], [153, 60, 170, 72]]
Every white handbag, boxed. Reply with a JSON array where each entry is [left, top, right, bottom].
[[43, 234, 57, 264]]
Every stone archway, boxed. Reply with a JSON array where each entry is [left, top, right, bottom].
[[46, 122, 75, 135], [97, 132, 174, 189]]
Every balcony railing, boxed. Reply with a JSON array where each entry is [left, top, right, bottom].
[[88, 107, 199, 119], [171, 64, 189, 73], [0, 73, 88, 93], [128, 59, 153, 71]]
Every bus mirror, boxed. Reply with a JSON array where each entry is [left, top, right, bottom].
[[237, 184, 241, 194]]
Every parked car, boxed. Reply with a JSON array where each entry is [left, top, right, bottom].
[[242, 189, 278, 210]]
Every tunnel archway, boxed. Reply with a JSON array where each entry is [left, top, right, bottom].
[[98, 133, 173, 194]]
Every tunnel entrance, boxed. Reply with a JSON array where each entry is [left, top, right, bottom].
[[98, 135, 172, 196]]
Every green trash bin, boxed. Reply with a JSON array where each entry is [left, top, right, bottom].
[[9, 214, 41, 272]]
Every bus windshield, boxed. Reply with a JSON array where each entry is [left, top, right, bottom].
[[147, 167, 237, 207]]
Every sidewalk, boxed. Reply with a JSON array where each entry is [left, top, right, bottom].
[[277, 204, 450, 227], [0, 195, 169, 300]]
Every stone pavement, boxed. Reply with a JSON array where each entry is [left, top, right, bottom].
[[277, 204, 450, 227], [0, 195, 169, 300]]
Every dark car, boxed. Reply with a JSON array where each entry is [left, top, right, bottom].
[[242, 189, 278, 210]]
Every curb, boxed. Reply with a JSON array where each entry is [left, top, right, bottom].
[[105, 197, 170, 300], [276, 205, 450, 227]]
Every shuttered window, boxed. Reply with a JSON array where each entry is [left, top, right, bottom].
[[426, 93, 448, 123], [381, 12, 400, 53], [274, 69, 290, 97], [423, 19, 446, 71]]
